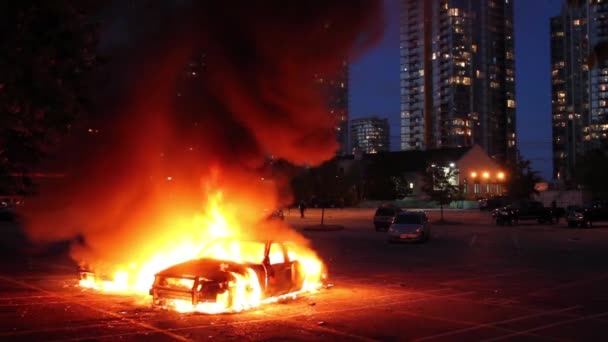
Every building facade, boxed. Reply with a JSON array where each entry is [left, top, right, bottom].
[[350, 116, 390, 154], [315, 61, 349, 156], [399, 0, 516, 164], [551, 0, 608, 181]]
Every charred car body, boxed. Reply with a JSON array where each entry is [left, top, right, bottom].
[[149, 239, 323, 310]]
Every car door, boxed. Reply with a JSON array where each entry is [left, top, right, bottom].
[[263, 242, 293, 296]]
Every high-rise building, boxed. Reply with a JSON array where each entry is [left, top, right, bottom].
[[400, 0, 516, 164], [551, 0, 608, 181], [315, 61, 349, 155], [350, 116, 390, 154]]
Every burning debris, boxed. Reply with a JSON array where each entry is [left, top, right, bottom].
[[22, 1, 382, 313]]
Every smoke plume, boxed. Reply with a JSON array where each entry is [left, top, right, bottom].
[[22, 1, 383, 266]]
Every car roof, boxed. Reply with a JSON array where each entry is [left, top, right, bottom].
[[397, 211, 425, 216]]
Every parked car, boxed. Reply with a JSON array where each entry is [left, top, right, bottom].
[[373, 206, 403, 231], [478, 195, 510, 211], [566, 202, 608, 228], [566, 206, 593, 228], [387, 211, 431, 243], [494, 200, 562, 225]]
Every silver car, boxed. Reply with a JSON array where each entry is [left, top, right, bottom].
[[387, 211, 431, 243]]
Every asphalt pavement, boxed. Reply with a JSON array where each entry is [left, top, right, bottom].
[[1, 208, 608, 341]]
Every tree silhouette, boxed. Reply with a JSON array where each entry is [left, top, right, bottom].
[[0, 1, 99, 191], [421, 163, 462, 222], [504, 154, 543, 199]]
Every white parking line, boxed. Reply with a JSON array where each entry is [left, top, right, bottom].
[[527, 273, 608, 296], [413, 305, 581, 341], [394, 309, 564, 342], [0, 275, 191, 342], [482, 310, 608, 342], [510, 231, 521, 255], [469, 234, 477, 247]]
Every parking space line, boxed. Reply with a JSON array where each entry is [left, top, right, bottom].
[[0, 275, 191, 342], [259, 313, 379, 342], [527, 273, 608, 296], [394, 309, 563, 342], [0, 321, 133, 338], [469, 234, 477, 247], [266, 290, 476, 319], [481, 310, 608, 342], [510, 231, 521, 255], [413, 305, 581, 341], [0, 296, 120, 307], [440, 269, 533, 286], [419, 290, 581, 319]]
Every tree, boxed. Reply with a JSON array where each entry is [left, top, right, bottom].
[[363, 155, 402, 200], [421, 163, 462, 222], [573, 149, 608, 200], [0, 1, 100, 191], [505, 155, 543, 200]]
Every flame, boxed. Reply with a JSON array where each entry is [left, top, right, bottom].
[[78, 189, 326, 314]]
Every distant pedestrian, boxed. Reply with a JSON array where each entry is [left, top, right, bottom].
[[299, 201, 306, 218]]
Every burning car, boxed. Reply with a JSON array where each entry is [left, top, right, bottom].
[[149, 238, 326, 313]]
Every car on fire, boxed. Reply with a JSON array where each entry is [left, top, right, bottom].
[[149, 239, 326, 311]]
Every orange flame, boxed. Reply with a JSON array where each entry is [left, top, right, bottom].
[[79, 189, 326, 313]]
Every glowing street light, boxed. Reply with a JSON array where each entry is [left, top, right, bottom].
[[471, 171, 477, 178], [482, 171, 490, 179], [497, 172, 505, 180]]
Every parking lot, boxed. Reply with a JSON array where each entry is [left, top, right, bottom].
[[1, 208, 608, 341]]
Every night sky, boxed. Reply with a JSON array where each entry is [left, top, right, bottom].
[[350, 0, 563, 180]]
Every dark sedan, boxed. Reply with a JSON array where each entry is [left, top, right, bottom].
[[373, 206, 403, 231]]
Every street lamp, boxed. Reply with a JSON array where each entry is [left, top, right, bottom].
[[497, 172, 505, 180], [471, 171, 477, 178], [482, 171, 490, 179]]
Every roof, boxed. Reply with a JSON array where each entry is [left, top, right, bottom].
[[361, 146, 473, 173]]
